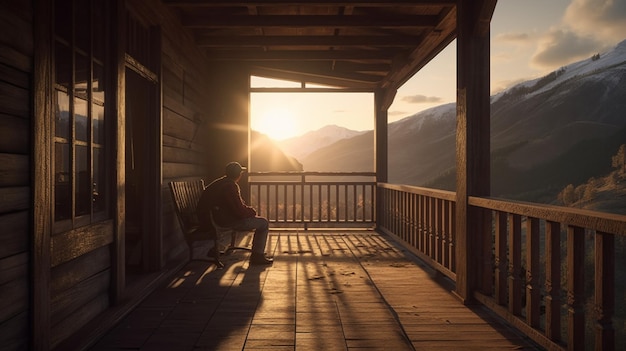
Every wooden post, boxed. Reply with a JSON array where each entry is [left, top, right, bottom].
[[594, 231, 615, 351], [508, 214, 522, 315], [112, 0, 126, 302], [567, 226, 585, 350], [374, 88, 388, 231], [545, 221, 561, 342], [494, 211, 507, 305], [454, 0, 494, 303], [33, 0, 53, 348], [525, 217, 541, 327]]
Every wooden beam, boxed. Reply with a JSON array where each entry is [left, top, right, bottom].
[[33, 0, 53, 348], [454, 0, 491, 304], [204, 49, 397, 61], [195, 35, 423, 47], [254, 61, 391, 73], [166, 0, 457, 7], [183, 14, 440, 28], [251, 63, 383, 85]]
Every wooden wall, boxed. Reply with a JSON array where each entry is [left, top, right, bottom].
[[127, 0, 252, 263], [0, 2, 32, 350], [0, 0, 253, 348]]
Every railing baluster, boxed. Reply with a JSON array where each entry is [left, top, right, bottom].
[[408, 194, 419, 247], [449, 201, 456, 273], [595, 230, 614, 351], [508, 213, 522, 315], [495, 211, 507, 305], [567, 225, 585, 351], [435, 198, 442, 264], [525, 216, 540, 328], [421, 194, 425, 251], [545, 220, 561, 342], [442, 199, 450, 269]]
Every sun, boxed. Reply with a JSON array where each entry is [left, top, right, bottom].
[[254, 107, 298, 141]]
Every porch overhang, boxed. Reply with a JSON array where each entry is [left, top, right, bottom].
[[163, 0, 468, 110]]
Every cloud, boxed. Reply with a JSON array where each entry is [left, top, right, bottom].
[[389, 110, 408, 117], [563, 0, 626, 42], [401, 94, 443, 104], [530, 29, 604, 69], [528, 0, 626, 71], [494, 32, 532, 45]]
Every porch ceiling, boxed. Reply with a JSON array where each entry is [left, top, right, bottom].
[[163, 0, 458, 93]]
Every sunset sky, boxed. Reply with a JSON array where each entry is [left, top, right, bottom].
[[251, 0, 626, 140]]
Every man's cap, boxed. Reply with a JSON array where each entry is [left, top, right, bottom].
[[225, 161, 247, 178]]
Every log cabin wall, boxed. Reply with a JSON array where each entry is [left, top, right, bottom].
[[0, 2, 32, 350], [23, 0, 253, 349], [126, 0, 252, 263]]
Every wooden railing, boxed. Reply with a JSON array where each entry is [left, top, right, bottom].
[[468, 197, 626, 351], [377, 183, 457, 280], [247, 172, 376, 228], [377, 182, 626, 351]]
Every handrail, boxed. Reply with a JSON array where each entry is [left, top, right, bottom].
[[247, 172, 377, 228], [378, 183, 626, 351]]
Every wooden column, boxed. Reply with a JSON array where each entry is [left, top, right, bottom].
[[374, 88, 389, 231], [374, 88, 389, 184], [454, 0, 494, 303], [112, 0, 126, 302], [33, 0, 53, 349]]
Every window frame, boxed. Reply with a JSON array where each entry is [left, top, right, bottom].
[[53, 0, 112, 233]]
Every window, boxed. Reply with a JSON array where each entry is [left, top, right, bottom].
[[53, 0, 111, 230]]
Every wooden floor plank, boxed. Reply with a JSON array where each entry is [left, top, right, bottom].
[[89, 231, 541, 351]]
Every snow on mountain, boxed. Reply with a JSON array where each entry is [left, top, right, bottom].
[[493, 39, 626, 104], [277, 124, 367, 160]]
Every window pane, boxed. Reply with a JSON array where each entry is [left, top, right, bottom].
[[93, 62, 105, 103], [75, 0, 90, 52], [75, 145, 91, 217], [55, 90, 70, 139], [55, 42, 71, 89], [55, 142, 71, 221], [93, 146, 106, 213], [75, 53, 89, 98], [74, 97, 88, 142], [93, 103, 104, 144]]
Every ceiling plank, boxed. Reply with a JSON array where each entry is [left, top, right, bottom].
[[195, 35, 424, 47], [203, 49, 399, 61], [183, 15, 440, 28], [165, 0, 456, 7]]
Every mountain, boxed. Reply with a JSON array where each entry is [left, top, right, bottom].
[[299, 38, 626, 203], [250, 131, 303, 172], [277, 124, 367, 161]]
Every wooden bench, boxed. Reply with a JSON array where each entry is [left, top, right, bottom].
[[168, 179, 251, 268], [168, 179, 225, 267]]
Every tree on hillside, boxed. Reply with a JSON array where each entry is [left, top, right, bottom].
[[611, 144, 626, 175], [558, 184, 577, 205]]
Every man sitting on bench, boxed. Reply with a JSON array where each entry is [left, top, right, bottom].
[[196, 161, 273, 265]]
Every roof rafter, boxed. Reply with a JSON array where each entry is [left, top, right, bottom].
[[183, 15, 440, 28], [195, 35, 424, 47], [203, 49, 400, 61], [165, 0, 456, 7]]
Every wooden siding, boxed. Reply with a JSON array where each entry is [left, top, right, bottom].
[[126, 0, 239, 264], [0, 1, 32, 350]]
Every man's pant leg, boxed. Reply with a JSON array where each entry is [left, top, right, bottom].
[[234, 216, 269, 255]]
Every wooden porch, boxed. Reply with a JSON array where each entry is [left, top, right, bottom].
[[89, 230, 540, 351]]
